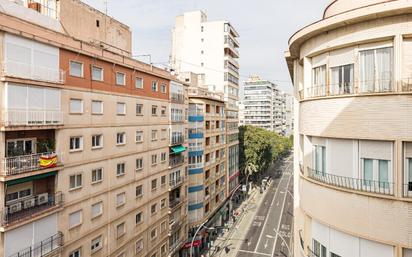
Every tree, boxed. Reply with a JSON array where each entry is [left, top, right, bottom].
[[244, 161, 257, 187]]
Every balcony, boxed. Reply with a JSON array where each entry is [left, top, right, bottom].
[[307, 247, 318, 257], [9, 232, 63, 257], [188, 129, 204, 139], [170, 135, 185, 146], [171, 92, 185, 103], [169, 155, 185, 168], [307, 168, 394, 195], [169, 239, 182, 254], [169, 176, 185, 189], [169, 198, 182, 210], [1, 192, 63, 227], [188, 163, 203, 170], [2, 152, 61, 177], [3, 110, 63, 127], [3, 60, 65, 84]]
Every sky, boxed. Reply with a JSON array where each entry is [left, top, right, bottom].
[[81, 0, 329, 93]]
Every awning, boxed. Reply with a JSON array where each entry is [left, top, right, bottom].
[[171, 145, 186, 154], [6, 171, 57, 186]]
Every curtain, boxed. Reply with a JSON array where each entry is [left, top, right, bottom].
[[363, 159, 373, 186], [344, 64, 354, 94], [379, 160, 389, 189], [360, 50, 375, 92], [376, 47, 393, 92], [330, 67, 340, 95]]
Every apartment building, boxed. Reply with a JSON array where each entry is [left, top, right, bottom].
[[286, 0, 412, 256], [171, 10, 240, 195], [0, 1, 179, 257], [168, 81, 189, 257], [240, 75, 289, 134]]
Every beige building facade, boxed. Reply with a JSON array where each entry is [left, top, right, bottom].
[[0, 1, 186, 257], [286, 1, 412, 257]]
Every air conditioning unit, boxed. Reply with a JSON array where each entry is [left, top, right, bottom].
[[23, 198, 36, 209], [9, 202, 22, 214], [37, 193, 49, 205]]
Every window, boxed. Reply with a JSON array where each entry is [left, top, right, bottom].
[[330, 64, 354, 95], [160, 198, 166, 208], [91, 66, 103, 81], [151, 81, 158, 91], [116, 102, 126, 115], [151, 154, 157, 165], [70, 99, 83, 114], [151, 203, 157, 214], [150, 227, 157, 239], [151, 179, 157, 190], [92, 168, 103, 183], [135, 211, 143, 224], [313, 145, 326, 174], [160, 220, 167, 232], [116, 192, 126, 207], [91, 100, 103, 114], [161, 175, 166, 186], [135, 77, 143, 89], [70, 61, 83, 77], [69, 174, 82, 190], [160, 83, 166, 93], [91, 202, 103, 218], [69, 210, 82, 228], [136, 158, 143, 171], [135, 239, 143, 253], [360, 47, 393, 92], [69, 248, 81, 257], [136, 104, 143, 115], [116, 222, 125, 238], [136, 185, 143, 197], [161, 106, 166, 116], [91, 236, 102, 253], [117, 132, 126, 145], [70, 136, 83, 151], [151, 130, 158, 141], [135, 131, 143, 143], [161, 152, 167, 162], [313, 239, 327, 257], [362, 158, 391, 189], [92, 134, 103, 149], [379, 160, 389, 188], [161, 129, 167, 140], [116, 72, 126, 86], [311, 65, 326, 97], [117, 163, 125, 176], [151, 105, 158, 116], [161, 244, 166, 255]]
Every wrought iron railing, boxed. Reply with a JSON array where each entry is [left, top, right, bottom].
[[169, 176, 185, 188], [307, 168, 394, 195], [169, 156, 185, 168], [9, 232, 63, 257], [2, 192, 64, 226], [171, 93, 185, 103], [2, 152, 60, 176], [169, 198, 182, 209]]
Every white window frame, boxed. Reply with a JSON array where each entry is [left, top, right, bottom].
[[135, 131, 143, 143], [116, 192, 126, 207], [116, 102, 126, 115], [91, 65, 104, 81], [91, 100, 103, 115], [151, 81, 158, 91], [151, 105, 158, 116], [151, 154, 157, 165], [160, 83, 167, 93], [69, 60, 84, 77], [69, 173, 82, 190], [91, 168, 103, 184], [69, 248, 82, 257], [116, 162, 126, 176], [69, 210, 82, 229], [136, 185, 143, 198], [136, 104, 143, 115], [136, 158, 143, 171], [90, 235, 102, 253], [92, 134, 103, 149], [70, 99, 83, 114], [135, 77, 144, 89], [116, 132, 126, 145], [116, 222, 126, 238], [151, 130, 158, 141], [116, 72, 126, 86], [91, 201, 103, 218]]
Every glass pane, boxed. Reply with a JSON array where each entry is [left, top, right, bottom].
[[360, 50, 375, 92], [343, 64, 354, 93], [363, 159, 373, 186], [379, 160, 389, 188], [376, 47, 393, 91]]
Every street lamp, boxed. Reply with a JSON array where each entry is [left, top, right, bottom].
[[189, 222, 214, 257]]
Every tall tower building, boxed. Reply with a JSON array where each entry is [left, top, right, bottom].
[[286, 0, 412, 256], [171, 10, 240, 198]]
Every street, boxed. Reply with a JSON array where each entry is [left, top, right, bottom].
[[236, 156, 293, 257]]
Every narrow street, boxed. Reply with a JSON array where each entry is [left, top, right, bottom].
[[235, 156, 293, 257]]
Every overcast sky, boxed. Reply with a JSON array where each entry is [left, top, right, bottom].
[[81, 0, 329, 93]]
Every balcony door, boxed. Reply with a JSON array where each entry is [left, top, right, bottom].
[[6, 138, 36, 157], [313, 145, 326, 175]]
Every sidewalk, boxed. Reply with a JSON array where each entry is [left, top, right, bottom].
[[207, 182, 271, 257]]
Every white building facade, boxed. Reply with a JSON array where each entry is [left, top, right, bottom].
[[171, 10, 240, 196]]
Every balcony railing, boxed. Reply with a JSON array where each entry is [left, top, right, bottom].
[[9, 232, 63, 257], [171, 93, 185, 103], [307, 247, 319, 257], [169, 156, 185, 168], [2, 152, 60, 176], [169, 198, 182, 209], [188, 163, 203, 169], [171, 136, 185, 145], [306, 85, 326, 98], [169, 239, 182, 254], [2, 192, 63, 226], [329, 82, 354, 96], [3, 110, 63, 126], [169, 176, 184, 188], [3, 60, 65, 83], [307, 168, 394, 195], [403, 183, 412, 197]]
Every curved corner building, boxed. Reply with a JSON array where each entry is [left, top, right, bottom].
[[286, 1, 412, 256]]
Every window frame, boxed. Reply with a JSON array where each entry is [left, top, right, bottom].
[[70, 136, 83, 152], [91, 168, 103, 184], [69, 210, 83, 229], [116, 102, 126, 116], [116, 72, 126, 86], [116, 132, 126, 145], [91, 134, 103, 149], [151, 81, 158, 92], [91, 201, 103, 218], [160, 83, 167, 93], [91, 65, 104, 81], [70, 99, 84, 114], [136, 103, 143, 116], [69, 173, 83, 190], [91, 100, 103, 115], [69, 60, 84, 78], [90, 235, 102, 253], [135, 77, 144, 89]]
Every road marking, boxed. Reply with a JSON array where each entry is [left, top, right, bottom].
[[254, 172, 287, 252], [252, 221, 262, 227], [276, 201, 279, 206], [237, 250, 273, 257], [266, 235, 275, 239], [272, 161, 293, 257], [264, 238, 269, 248]]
